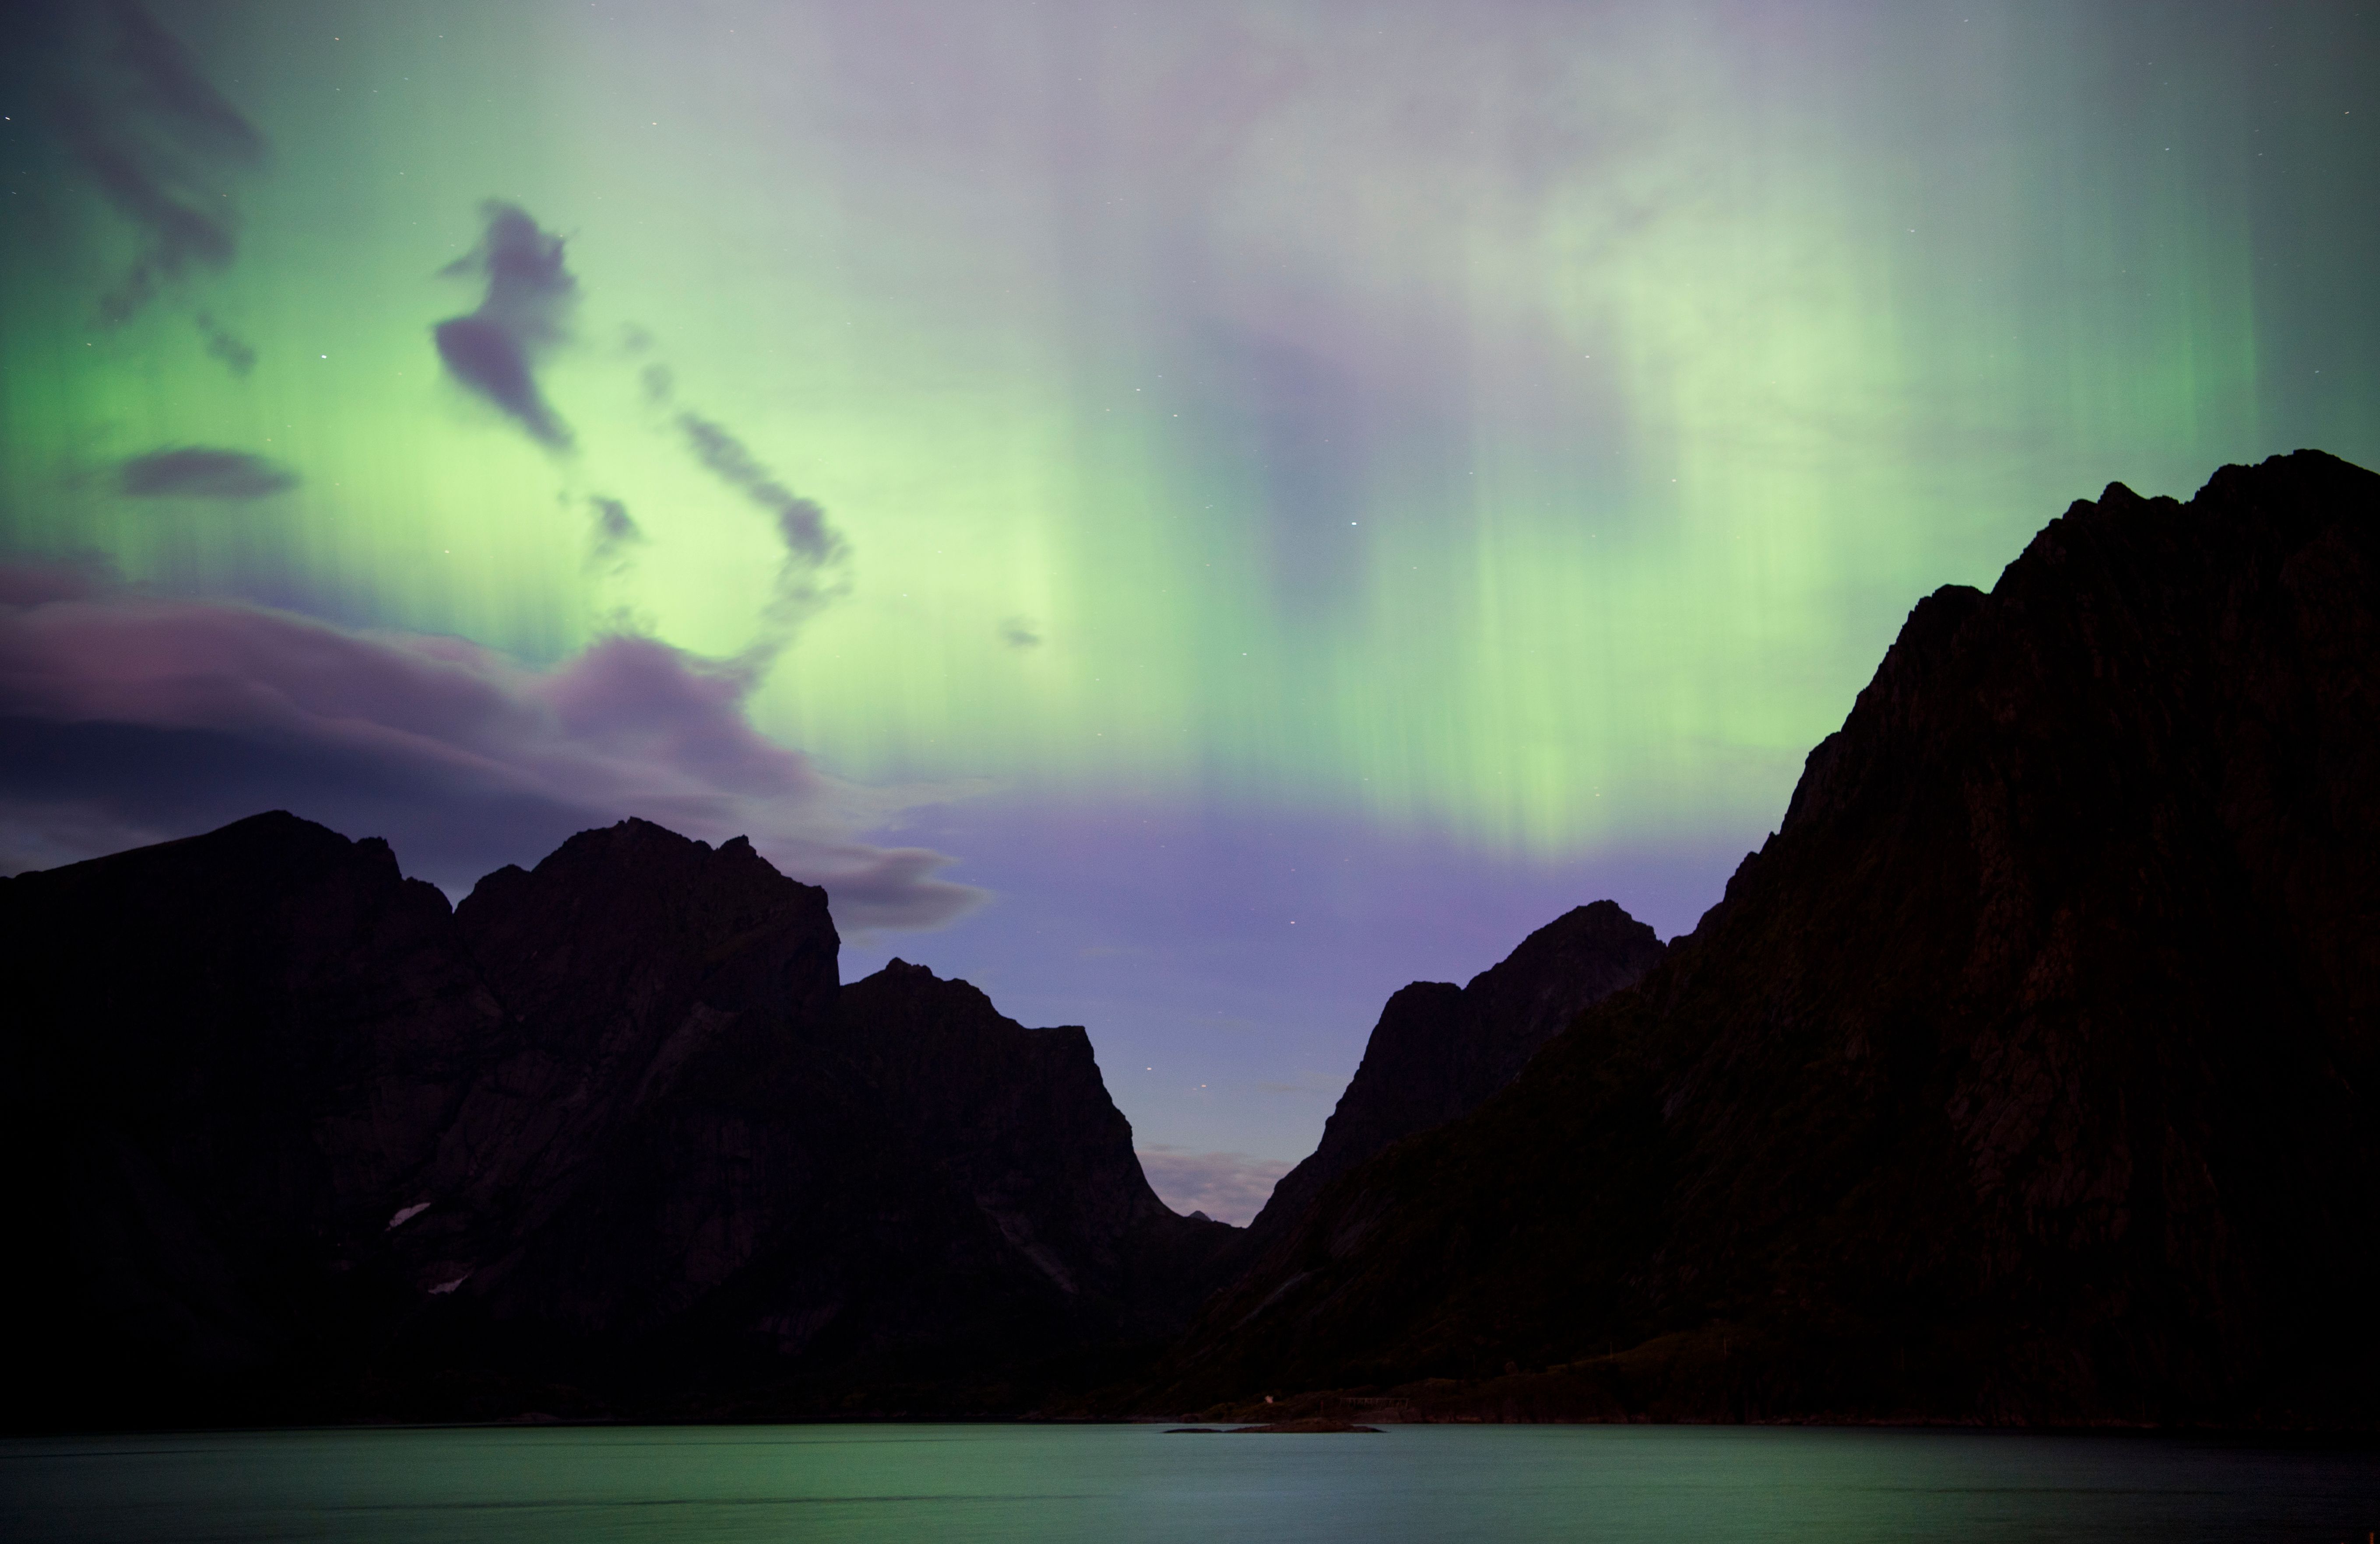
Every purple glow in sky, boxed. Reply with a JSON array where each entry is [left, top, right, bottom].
[[3, 1, 2375, 1218]]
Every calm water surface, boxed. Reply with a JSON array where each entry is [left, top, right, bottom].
[[4, 1423, 2374, 1543]]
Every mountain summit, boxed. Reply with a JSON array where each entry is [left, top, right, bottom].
[[6, 450, 2373, 1430], [0, 814, 1232, 1427], [1151, 450, 2380, 1425], [1248, 900, 1666, 1245]]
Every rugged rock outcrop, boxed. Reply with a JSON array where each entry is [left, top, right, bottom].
[[3, 814, 501, 1424], [0, 816, 1231, 1428], [1247, 902, 1665, 1244], [1150, 450, 2380, 1426], [833, 962, 1236, 1337], [12, 449, 2373, 1431]]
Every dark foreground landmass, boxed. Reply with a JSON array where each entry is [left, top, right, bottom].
[[0, 805, 1657, 1431], [3, 450, 2374, 1432], [1136, 449, 2380, 1428], [1240, 902, 1666, 1254], [0, 814, 1238, 1428]]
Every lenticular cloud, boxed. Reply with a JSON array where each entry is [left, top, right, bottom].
[[0, 563, 980, 930]]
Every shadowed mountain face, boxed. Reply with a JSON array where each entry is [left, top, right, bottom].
[[1152, 450, 2380, 1425], [0, 816, 1232, 1428], [1247, 902, 1666, 1243], [9, 450, 2374, 1431]]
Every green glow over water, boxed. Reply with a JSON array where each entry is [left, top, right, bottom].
[[3, 1424, 2373, 1543]]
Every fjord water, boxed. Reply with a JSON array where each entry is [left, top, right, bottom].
[[5, 1425, 2374, 1543]]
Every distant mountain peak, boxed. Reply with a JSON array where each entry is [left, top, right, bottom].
[[1153, 449, 2380, 1426], [3, 811, 1241, 1427], [1246, 896, 1666, 1241]]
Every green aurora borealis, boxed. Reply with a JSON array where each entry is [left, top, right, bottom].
[[4, 1, 2375, 1215]]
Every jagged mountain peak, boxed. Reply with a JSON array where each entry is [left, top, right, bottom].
[[2, 810, 1243, 1427], [1152, 449, 2380, 1425], [1245, 895, 1666, 1242]]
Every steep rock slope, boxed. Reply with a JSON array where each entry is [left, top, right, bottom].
[[1, 814, 504, 1421], [1, 816, 1230, 1427], [1248, 901, 1666, 1242], [832, 961, 1236, 1338], [1154, 450, 2380, 1425]]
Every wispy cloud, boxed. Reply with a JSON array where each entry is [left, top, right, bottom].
[[117, 446, 297, 500], [194, 311, 255, 376], [641, 361, 850, 624], [0, 561, 982, 930], [26, 2, 264, 351], [433, 202, 577, 448], [587, 495, 643, 570], [678, 414, 842, 568], [1136, 1146, 1290, 1226]]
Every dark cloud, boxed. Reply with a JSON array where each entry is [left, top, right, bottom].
[[110, 2, 265, 161], [1134, 1147, 1288, 1226], [434, 316, 562, 442], [623, 332, 846, 624], [25, 3, 266, 326], [433, 202, 577, 448], [117, 446, 298, 500], [678, 415, 839, 565], [196, 311, 255, 376], [677, 414, 849, 619], [999, 618, 1043, 648], [0, 565, 984, 930], [589, 495, 643, 567]]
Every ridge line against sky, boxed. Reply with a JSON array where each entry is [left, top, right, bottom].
[[1, 0, 2373, 1219]]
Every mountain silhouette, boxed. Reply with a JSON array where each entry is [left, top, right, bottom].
[[1147, 450, 2380, 1426]]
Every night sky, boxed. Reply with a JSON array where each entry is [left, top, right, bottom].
[[3, 0, 2375, 1220]]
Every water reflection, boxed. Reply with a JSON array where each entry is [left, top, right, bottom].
[[3, 1423, 2373, 1543]]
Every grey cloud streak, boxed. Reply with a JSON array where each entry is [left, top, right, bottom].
[[588, 495, 643, 568], [1134, 1146, 1290, 1226], [118, 446, 297, 500], [0, 562, 981, 931], [638, 359, 851, 623], [677, 413, 851, 620], [19, 1, 264, 350], [196, 310, 255, 376], [433, 203, 577, 448], [678, 414, 842, 568]]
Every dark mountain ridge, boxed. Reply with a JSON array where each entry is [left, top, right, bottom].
[[1146, 449, 2380, 1426], [0, 814, 1233, 1428], [1247, 901, 1666, 1246], [7, 449, 2372, 1431], [0, 807, 1660, 1431]]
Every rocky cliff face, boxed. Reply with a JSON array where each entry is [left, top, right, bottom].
[[14, 449, 2373, 1431], [1248, 901, 1666, 1243], [833, 962, 1235, 1337], [1151, 450, 2380, 1425], [1, 816, 1231, 1428], [3, 814, 504, 1423]]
